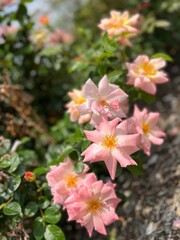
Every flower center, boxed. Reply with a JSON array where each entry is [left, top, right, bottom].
[[75, 96, 86, 105], [65, 174, 78, 188], [102, 135, 116, 149], [142, 123, 150, 134], [141, 62, 156, 76], [87, 199, 103, 214], [98, 97, 109, 107]]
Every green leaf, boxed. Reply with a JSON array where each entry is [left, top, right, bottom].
[[9, 154, 20, 173], [44, 225, 65, 240], [69, 150, 79, 161], [139, 91, 156, 104], [81, 140, 91, 152], [116, 192, 128, 206], [115, 165, 123, 178], [20, 137, 30, 144], [18, 150, 37, 164], [0, 139, 10, 156], [3, 202, 22, 216], [74, 161, 84, 174], [16, 4, 27, 21], [58, 146, 74, 162], [0, 155, 11, 169], [25, 201, 38, 217], [34, 167, 48, 175], [127, 158, 143, 176], [8, 176, 21, 192], [108, 70, 123, 83], [101, 33, 118, 53], [33, 217, 45, 240], [151, 53, 173, 62], [155, 20, 171, 28], [44, 206, 61, 224], [38, 197, 50, 209]]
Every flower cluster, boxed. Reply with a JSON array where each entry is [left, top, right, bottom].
[[63, 73, 166, 235], [46, 157, 120, 236], [47, 9, 169, 238], [98, 10, 140, 46], [66, 75, 165, 163], [30, 16, 74, 49]]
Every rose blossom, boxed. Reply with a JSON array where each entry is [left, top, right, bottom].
[[126, 105, 165, 155], [81, 117, 140, 180], [0, 0, 14, 8], [78, 75, 128, 123], [30, 28, 49, 49], [46, 157, 92, 204], [49, 28, 74, 44], [98, 10, 140, 46], [65, 176, 120, 236], [66, 88, 91, 124], [39, 15, 49, 25], [126, 55, 169, 94]]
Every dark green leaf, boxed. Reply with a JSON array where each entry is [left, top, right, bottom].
[[116, 192, 128, 206], [127, 159, 143, 176], [44, 225, 65, 240], [44, 206, 61, 224], [33, 217, 45, 240], [8, 176, 21, 192], [25, 201, 38, 217], [139, 91, 156, 104], [69, 150, 79, 161], [38, 197, 50, 209], [16, 4, 27, 22], [115, 165, 123, 178]]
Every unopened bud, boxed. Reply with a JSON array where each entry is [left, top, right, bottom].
[[24, 171, 36, 182]]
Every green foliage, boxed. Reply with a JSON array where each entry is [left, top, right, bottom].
[[0, 0, 175, 238], [44, 225, 65, 240], [3, 202, 22, 216], [151, 53, 173, 62], [33, 217, 45, 240], [24, 201, 39, 217], [44, 206, 61, 224]]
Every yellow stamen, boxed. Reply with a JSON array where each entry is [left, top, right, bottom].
[[98, 97, 109, 107], [65, 175, 78, 188], [75, 96, 86, 105], [142, 123, 150, 134], [87, 199, 103, 214], [141, 62, 156, 76], [102, 135, 116, 149]]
